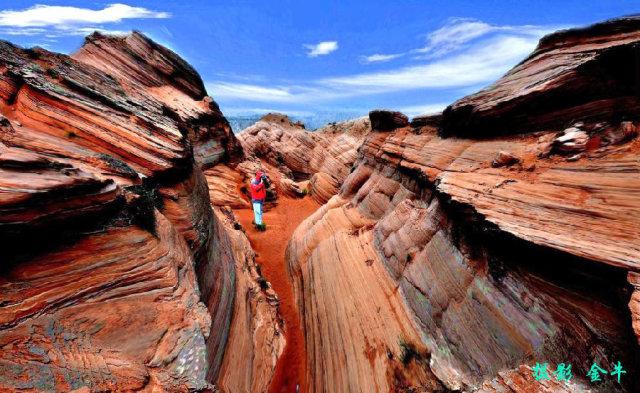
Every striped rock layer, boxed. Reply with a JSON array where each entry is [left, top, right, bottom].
[[0, 32, 240, 391], [287, 17, 640, 393]]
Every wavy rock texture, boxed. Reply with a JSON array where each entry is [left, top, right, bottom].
[[210, 207, 284, 393], [238, 114, 371, 203], [73, 32, 242, 168], [205, 126, 334, 392], [3, 15, 640, 393], [0, 32, 239, 391], [205, 159, 302, 392], [287, 17, 640, 393]]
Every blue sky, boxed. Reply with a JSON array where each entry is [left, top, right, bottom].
[[0, 1, 638, 123]]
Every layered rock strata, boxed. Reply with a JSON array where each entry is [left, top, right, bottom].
[[0, 32, 239, 391], [210, 207, 284, 393], [287, 17, 640, 392], [238, 114, 371, 203], [2, 15, 640, 393]]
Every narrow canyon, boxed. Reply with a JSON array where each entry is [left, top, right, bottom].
[[1, 15, 639, 393]]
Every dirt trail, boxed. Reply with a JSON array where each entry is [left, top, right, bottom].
[[234, 193, 319, 393]]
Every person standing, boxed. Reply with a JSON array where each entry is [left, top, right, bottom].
[[249, 170, 268, 230]]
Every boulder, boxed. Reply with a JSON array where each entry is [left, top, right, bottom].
[[369, 109, 409, 131], [553, 126, 590, 154], [491, 150, 520, 167], [410, 113, 442, 129]]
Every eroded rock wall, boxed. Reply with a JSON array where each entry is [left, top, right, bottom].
[[0, 32, 239, 391], [204, 159, 286, 391], [442, 16, 640, 136], [211, 207, 285, 393], [287, 17, 640, 393]]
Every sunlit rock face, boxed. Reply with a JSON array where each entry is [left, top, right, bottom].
[[0, 32, 240, 391], [287, 16, 640, 392]]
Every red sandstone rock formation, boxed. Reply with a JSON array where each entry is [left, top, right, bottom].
[[0, 32, 239, 391], [209, 207, 285, 393], [205, 158, 320, 392], [286, 17, 640, 392], [204, 113, 374, 391], [2, 15, 640, 393]]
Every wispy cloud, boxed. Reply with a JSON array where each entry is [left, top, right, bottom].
[[305, 41, 338, 57], [361, 53, 403, 64], [400, 103, 449, 117], [208, 18, 565, 117], [210, 34, 546, 103], [207, 82, 295, 103], [324, 35, 538, 91], [415, 18, 557, 58], [414, 18, 496, 58], [0, 3, 169, 37], [360, 18, 559, 64], [207, 81, 347, 104]]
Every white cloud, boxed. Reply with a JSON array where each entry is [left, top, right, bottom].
[[0, 26, 129, 38], [207, 35, 543, 103], [0, 3, 169, 37], [207, 82, 295, 103], [208, 19, 565, 108], [0, 3, 169, 27], [415, 18, 559, 58], [361, 53, 403, 64], [0, 27, 46, 36], [415, 18, 494, 57], [361, 18, 559, 65], [305, 41, 338, 57], [71, 27, 129, 36], [324, 35, 539, 91], [400, 103, 448, 117]]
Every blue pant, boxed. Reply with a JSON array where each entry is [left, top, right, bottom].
[[252, 201, 263, 225]]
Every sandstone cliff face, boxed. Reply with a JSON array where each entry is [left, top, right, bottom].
[[209, 207, 285, 393], [204, 113, 363, 392], [0, 32, 239, 391], [287, 17, 640, 392]]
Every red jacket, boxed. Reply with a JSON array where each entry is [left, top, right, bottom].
[[250, 178, 266, 201]]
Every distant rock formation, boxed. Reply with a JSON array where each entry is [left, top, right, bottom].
[[237, 114, 371, 203], [410, 112, 442, 129], [369, 109, 409, 131]]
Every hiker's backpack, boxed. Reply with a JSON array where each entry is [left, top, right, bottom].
[[250, 179, 267, 201]]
